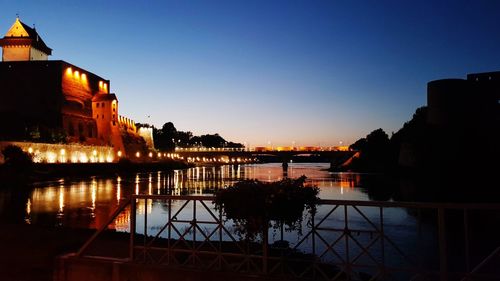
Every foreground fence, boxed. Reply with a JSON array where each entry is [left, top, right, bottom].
[[75, 195, 500, 280]]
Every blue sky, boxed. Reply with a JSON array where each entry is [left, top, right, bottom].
[[2, 1, 500, 146]]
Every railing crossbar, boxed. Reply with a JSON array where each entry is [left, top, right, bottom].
[[77, 197, 131, 257], [352, 205, 380, 232], [349, 234, 382, 266], [315, 204, 340, 227], [317, 231, 346, 262]]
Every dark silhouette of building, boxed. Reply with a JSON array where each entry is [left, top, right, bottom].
[[427, 71, 500, 155]]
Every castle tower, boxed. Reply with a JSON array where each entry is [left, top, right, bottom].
[[0, 17, 52, 61], [92, 93, 125, 154]]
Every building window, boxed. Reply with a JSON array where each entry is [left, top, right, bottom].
[[96, 114, 99, 119], [96, 103, 100, 108], [113, 108, 116, 112], [78, 123, 84, 137], [102, 115, 104, 119], [113, 121, 116, 126], [69, 123, 75, 136], [88, 124, 94, 138], [101, 102, 105, 107]]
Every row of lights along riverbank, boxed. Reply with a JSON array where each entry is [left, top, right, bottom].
[[24, 147, 255, 164], [25, 147, 182, 164]]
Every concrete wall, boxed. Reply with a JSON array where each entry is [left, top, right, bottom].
[[55, 254, 298, 281]]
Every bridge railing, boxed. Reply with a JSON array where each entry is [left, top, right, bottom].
[[76, 195, 500, 280], [175, 147, 246, 152], [173, 146, 351, 153]]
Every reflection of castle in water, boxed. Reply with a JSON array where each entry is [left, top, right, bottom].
[[24, 164, 365, 229]]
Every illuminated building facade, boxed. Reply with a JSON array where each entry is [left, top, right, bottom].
[[0, 17, 51, 61], [0, 18, 144, 157]]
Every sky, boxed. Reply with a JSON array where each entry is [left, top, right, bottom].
[[1, 1, 500, 147]]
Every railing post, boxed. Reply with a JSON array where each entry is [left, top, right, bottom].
[[312, 212, 316, 256], [344, 205, 351, 277], [192, 199, 197, 266], [463, 209, 470, 273], [438, 208, 447, 281], [380, 207, 385, 278], [143, 198, 148, 262], [129, 196, 136, 261], [219, 205, 223, 270], [167, 198, 172, 265], [312, 211, 316, 280], [263, 220, 269, 274]]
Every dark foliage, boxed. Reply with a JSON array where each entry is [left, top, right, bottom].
[[143, 121, 244, 151], [348, 128, 391, 172], [1, 145, 34, 174], [214, 176, 319, 240]]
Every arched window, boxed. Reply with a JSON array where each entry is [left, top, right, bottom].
[[88, 124, 94, 138], [68, 123, 75, 136], [78, 123, 84, 137]]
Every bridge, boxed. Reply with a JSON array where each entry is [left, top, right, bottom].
[[173, 146, 356, 169]]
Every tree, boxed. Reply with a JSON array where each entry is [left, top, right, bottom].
[[153, 122, 177, 151], [199, 134, 225, 147], [348, 128, 391, 172], [214, 176, 319, 240], [1, 145, 33, 174], [150, 121, 244, 150]]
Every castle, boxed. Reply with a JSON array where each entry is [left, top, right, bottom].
[[0, 17, 151, 161]]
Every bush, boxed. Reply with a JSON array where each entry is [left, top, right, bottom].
[[214, 176, 319, 240], [1, 145, 34, 174]]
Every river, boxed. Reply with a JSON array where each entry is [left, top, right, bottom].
[[7, 163, 372, 227], [1, 163, 498, 278]]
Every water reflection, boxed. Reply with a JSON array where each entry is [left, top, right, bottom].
[[19, 163, 367, 228]]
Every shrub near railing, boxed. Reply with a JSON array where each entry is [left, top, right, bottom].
[[214, 176, 320, 240]]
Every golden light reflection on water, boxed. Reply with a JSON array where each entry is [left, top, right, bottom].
[[117, 176, 121, 201], [24, 164, 366, 229], [59, 186, 64, 213], [25, 199, 31, 224]]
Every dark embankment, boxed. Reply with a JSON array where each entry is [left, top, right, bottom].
[[0, 160, 193, 186], [0, 224, 95, 281]]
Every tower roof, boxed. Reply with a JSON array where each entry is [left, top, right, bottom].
[[93, 93, 118, 102], [0, 17, 52, 55]]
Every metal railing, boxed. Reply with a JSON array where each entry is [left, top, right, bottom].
[[77, 195, 500, 280]]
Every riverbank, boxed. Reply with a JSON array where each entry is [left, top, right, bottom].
[[0, 223, 95, 281], [0, 160, 193, 187]]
